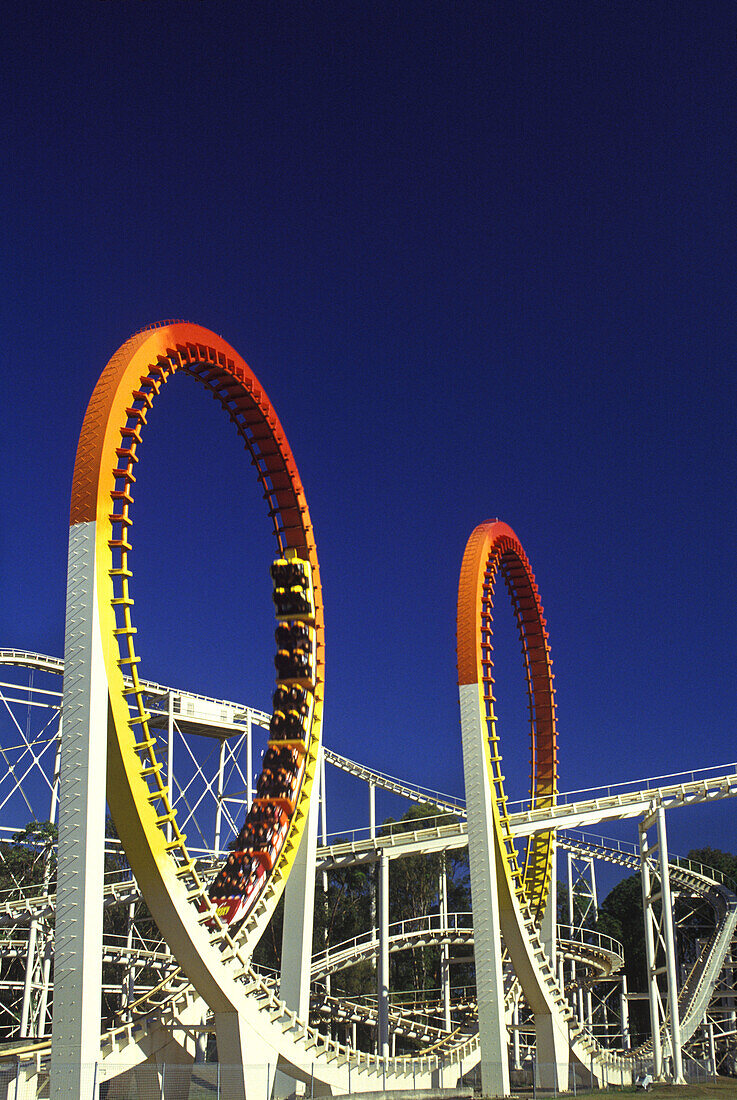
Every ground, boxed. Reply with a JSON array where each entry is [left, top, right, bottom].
[[574, 1080, 737, 1099]]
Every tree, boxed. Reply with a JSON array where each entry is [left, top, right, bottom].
[[0, 821, 57, 893]]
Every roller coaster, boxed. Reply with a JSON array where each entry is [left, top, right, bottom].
[[0, 322, 735, 1098]]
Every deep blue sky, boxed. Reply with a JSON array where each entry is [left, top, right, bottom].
[[2, 2, 735, 859]]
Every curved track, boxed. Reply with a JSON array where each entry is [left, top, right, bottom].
[[310, 914, 623, 983], [456, 519, 737, 1085], [69, 322, 324, 982], [457, 520, 557, 919], [55, 324, 473, 1092], [0, 383, 735, 1093]]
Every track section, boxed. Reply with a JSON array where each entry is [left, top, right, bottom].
[[310, 914, 622, 984], [68, 323, 325, 1013], [558, 833, 737, 1055], [323, 748, 465, 817], [457, 519, 556, 919]]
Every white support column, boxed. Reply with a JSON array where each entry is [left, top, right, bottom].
[[275, 765, 320, 1098], [378, 850, 390, 1061], [49, 720, 62, 826], [319, 751, 330, 999], [640, 818, 663, 1080], [439, 855, 451, 1032], [279, 748, 320, 1015], [214, 738, 227, 853], [655, 805, 684, 1083], [512, 997, 521, 1070], [369, 782, 376, 840], [567, 851, 579, 1021], [215, 1012, 278, 1100], [540, 834, 557, 973], [123, 900, 136, 1009], [620, 973, 630, 1050], [246, 714, 253, 810], [588, 856, 599, 921], [458, 683, 510, 1098], [37, 934, 53, 1039], [166, 691, 175, 844], [707, 1020, 716, 1076], [319, 750, 327, 841], [50, 521, 108, 1100], [20, 919, 39, 1038]]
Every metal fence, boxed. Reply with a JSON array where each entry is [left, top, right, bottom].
[[0, 1057, 724, 1098]]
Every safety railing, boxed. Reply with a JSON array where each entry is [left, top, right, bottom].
[[322, 812, 466, 848], [556, 925, 625, 969], [312, 912, 474, 974], [507, 760, 737, 814]]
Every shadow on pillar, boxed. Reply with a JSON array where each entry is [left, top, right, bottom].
[[534, 1010, 570, 1093], [215, 1011, 278, 1100]]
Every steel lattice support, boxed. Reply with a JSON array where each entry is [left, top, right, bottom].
[[566, 849, 598, 1024]]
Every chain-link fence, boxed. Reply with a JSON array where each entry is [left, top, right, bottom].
[[0, 1056, 723, 1097]]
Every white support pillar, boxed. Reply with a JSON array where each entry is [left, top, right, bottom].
[[215, 1012, 278, 1100], [214, 738, 227, 853], [123, 900, 136, 1009], [49, 720, 62, 826], [439, 855, 451, 1032], [567, 851, 579, 1021], [540, 834, 557, 973], [458, 683, 510, 1099], [707, 1020, 716, 1076], [620, 973, 630, 1050], [512, 997, 521, 1070], [275, 767, 319, 1098], [21, 919, 39, 1038], [319, 751, 330, 1000], [50, 521, 108, 1100], [640, 822, 664, 1080], [655, 805, 684, 1083], [279, 749, 320, 1015], [37, 934, 53, 1039], [589, 856, 599, 922], [166, 691, 175, 844], [369, 782, 376, 840], [246, 714, 253, 810], [378, 850, 390, 1061]]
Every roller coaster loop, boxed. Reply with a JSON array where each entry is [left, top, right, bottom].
[[68, 322, 325, 987], [457, 519, 557, 921]]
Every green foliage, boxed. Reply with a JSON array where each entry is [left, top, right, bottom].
[[683, 847, 737, 886], [0, 821, 57, 894]]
